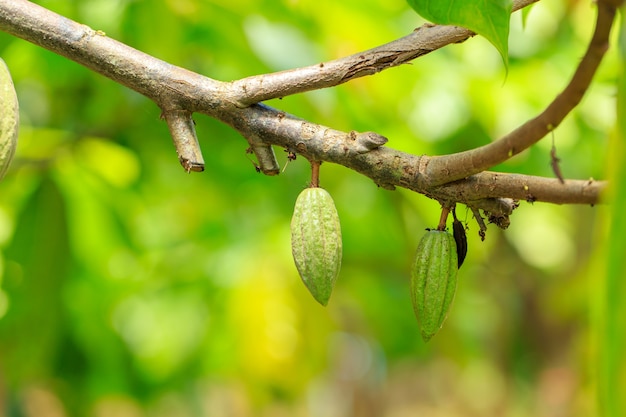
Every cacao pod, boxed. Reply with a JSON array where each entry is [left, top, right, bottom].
[[291, 187, 342, 306], [452, 217, 467, 268], [0, 58, 18, 180], [410, 229, 458, 342]]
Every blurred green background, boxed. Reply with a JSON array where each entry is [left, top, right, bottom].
[[0, 0, 622, 416]]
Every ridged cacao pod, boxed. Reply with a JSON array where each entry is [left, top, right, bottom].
[[0, 58, 18, 180], [410, 229, 458, 342], [291, 187, 342, 306]]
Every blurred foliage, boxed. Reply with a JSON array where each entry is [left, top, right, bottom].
[[596, 8, 626, 417], [0, 0, 621, 416]]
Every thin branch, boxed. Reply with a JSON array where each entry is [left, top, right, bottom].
[[434, 172, 604, 206], [425, 0, 620, 186], [225, 0, 539, 107]]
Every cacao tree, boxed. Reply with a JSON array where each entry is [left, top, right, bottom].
[[0, 0, 624, 416]]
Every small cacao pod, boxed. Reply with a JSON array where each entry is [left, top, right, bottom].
[[410, 229, 458, 342], [452, 217, 467, 268], [291, 187, 342, 306], [0, 58, 18, 181]]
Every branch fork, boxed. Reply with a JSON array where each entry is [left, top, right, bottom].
[[0, 0, 620, 218]]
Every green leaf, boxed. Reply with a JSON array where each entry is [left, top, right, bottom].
[[597, 12, 626, 416], [521, 3, 534, 29], [0, 175, 70, 382], [406, 0, 512, 68]]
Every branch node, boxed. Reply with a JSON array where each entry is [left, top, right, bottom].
[[354, 131, 388, 154], [242, 132, 280, 175]]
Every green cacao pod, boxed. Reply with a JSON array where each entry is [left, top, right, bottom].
[[410, 229, 458, 342], [0, 58, 18, 180], [291, 187, 342, 306]]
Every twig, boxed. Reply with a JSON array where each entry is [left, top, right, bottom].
[[161, 110, 205, 172], [225, 0, 540, 107], [470, 207, 488, 241]]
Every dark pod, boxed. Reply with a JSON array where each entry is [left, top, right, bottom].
[[452, 216, 467, 269]]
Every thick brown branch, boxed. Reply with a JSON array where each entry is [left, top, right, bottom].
[[425, 0, 620, 186], [0, 0, 610, 214], [0, 0, 223, 108], [0, 0, 282, 172], [220, 104, 606, 208], [225, 0, 539, 107]]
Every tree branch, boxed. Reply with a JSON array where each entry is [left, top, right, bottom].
[[0, 1, 221, 103], [223, 0, 540, 107], [0, 0, 614, 219], [219, 103, 606, 211]]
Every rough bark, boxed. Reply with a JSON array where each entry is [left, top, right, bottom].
[[0, 0, 620, 225]]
